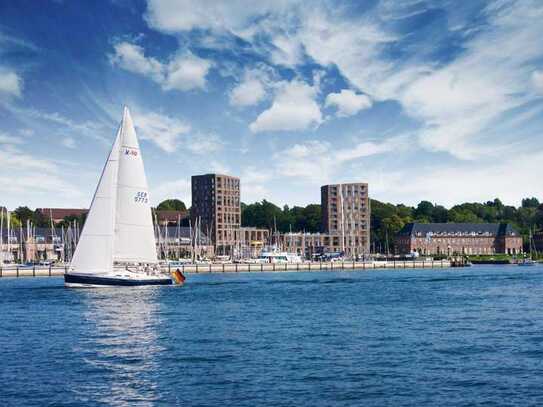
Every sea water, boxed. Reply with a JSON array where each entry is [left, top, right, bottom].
[[1, 265, 543, 406]]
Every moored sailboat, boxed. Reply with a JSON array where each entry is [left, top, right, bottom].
[[518, 229, 537, 267], [65, 107, 172, 287]]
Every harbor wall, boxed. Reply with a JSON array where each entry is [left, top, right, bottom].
[[0, 260, 451, 278]]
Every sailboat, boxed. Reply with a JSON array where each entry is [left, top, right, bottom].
[[518, 229, 537, 267], [65, 107, 172, 287]]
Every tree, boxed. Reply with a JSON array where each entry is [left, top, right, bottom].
[[432, 205, 449, 223], [522, 197, 540, 208], [1, 211, 21, 228], [14, 206, 34, 224], [414, 201, 434, 222], [157, 199, 187, 211], [241, 200, 322, 233], [32, 209, 49, 227], [448, 208, 481, 223], [302, 204, 322, 233], [57, 213, 87, 229]]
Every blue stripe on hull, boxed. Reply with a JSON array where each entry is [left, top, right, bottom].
[[64, 273, 172, 286]]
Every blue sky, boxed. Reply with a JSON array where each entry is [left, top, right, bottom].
[[0, 0, 542, 210]]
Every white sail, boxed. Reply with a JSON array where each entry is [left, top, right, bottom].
[[70, 125, 121, 274], [113, 107, 158, 263]]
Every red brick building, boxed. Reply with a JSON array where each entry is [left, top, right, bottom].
[[37, 208, 88, 223], [396, 223, 523, 256], [154, 210, 188, 226], [321, 183, 370, 257], [191, 173, 241, 255]]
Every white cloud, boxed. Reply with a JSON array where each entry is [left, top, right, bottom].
[[163, 53, 211, 91], [152, 178, 191, 206], [270, 34, 303, 67], [0, 68, 23, 97], [140, 1, 543, 159], [185, 132, 224, 154], [334, 137, 404, 162], [134, 111, 191, 153], [297, 9, 394, 96], [133, 110, 224, 154], [274, 140, 332, 182], [295, 2, 543, 160], [110, 42, 163, 81], [61, 137, 76, 149], [370, 149, 543, 207], [229, 71, 266, 107], [325, 89, 372, 117], [209, 160, 231, 174], [273, 136, 403, 184], [533, 70, 543, 94], [240, 165, 273, 185], [239, 166, 274, 203], [0, 132, 24, 145], [6, 106, 110, 144], [0, 145, 82, 208], [110, 41, 211, 92], [250, 80, 322, 133], [19, 128, 34, 137], [145, 0, 297, 33]]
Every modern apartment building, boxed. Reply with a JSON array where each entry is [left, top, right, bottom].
[[191, 174, 241, 255], [321, 183, 370, 257]]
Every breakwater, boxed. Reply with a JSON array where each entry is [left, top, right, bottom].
[[0, 259, 451, 278]]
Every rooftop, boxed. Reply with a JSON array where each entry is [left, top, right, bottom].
[[398, 223, 519, 237]]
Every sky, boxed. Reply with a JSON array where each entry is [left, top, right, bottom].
[[0, 0, 542, 210]]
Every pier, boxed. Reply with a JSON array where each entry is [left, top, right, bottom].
[[0, 259, 451, 278]]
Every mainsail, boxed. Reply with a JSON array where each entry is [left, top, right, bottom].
[[70, 124, 121, 274], [71, 107, 158, 274], [113, 107, 158, 264]]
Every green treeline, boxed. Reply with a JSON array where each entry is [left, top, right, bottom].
[[241, 201, 322, 233]]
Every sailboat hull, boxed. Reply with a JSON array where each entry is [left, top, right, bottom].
[[64, 273, 172, 287]]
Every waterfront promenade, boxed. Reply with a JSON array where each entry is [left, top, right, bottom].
[[0, 259, 451, 278]]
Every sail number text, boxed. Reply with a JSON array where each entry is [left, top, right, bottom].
[[124, 148, 138, 156], [134, 191, 148, 203]]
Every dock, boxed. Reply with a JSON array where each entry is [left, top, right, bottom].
[[0, 260, 451, 278]]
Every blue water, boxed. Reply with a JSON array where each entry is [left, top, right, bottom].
[[2, 266, 543, 406]]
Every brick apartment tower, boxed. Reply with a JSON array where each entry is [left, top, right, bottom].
[[321, 183, 370, 257], [191, 174, 241, 255]]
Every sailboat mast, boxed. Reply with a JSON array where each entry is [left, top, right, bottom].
[[0, 208, 4, 264], [7, 210, 11, 262], [340, 184, 345, 254], [177, 214, 180, 260], [19, 224, 23, 263]]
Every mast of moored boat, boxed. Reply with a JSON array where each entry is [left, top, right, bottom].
[[0, 208, 4, 264], [7, 209, 11, 263]]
